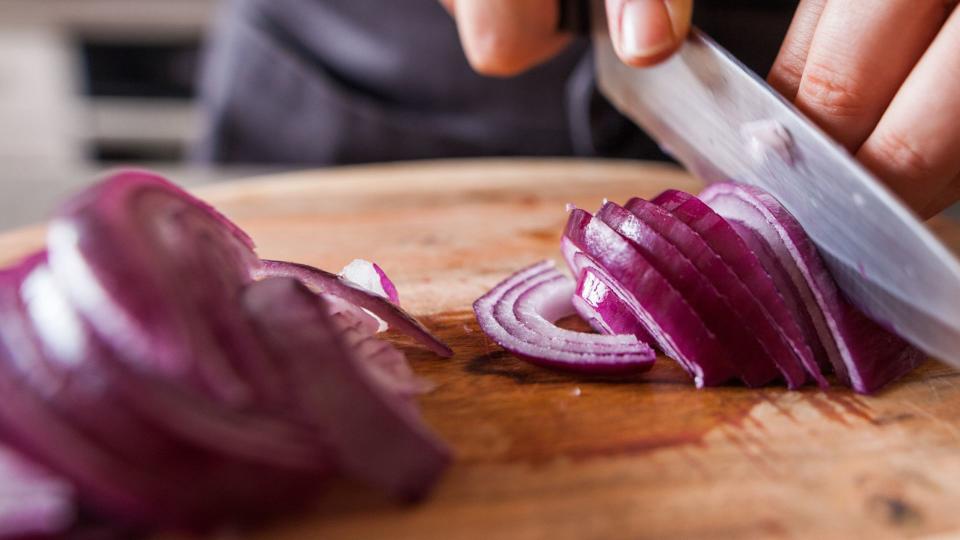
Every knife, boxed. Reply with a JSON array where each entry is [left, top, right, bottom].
[[560, 0, 960, 368]]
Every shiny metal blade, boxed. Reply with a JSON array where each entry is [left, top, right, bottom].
[[591, 1, 960, 366]]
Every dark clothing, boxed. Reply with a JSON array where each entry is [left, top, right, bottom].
[[197, 0, 797, 165]]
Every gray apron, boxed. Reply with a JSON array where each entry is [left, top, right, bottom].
[[196, 0, 795, 165]]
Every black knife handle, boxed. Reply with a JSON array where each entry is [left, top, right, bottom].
[[557, 0, 591, 35]]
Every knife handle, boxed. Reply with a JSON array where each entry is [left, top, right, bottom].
[[557, 0, 591, 35]]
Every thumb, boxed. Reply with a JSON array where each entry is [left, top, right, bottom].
[[606, 0, 693, 67]]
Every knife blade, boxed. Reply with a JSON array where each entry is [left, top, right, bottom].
[[588, 0, 960, 367]]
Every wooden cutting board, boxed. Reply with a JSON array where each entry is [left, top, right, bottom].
[[3, 158, 960, 540]]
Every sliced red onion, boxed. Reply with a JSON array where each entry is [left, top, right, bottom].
[[337, 259, 404, 333], [255, 260, 452, 358], [340, 259, 400, 304], [563, 208, 737, 387], [510, 268, 644, 352], [0, 170, 451, 533], [0, 443, 74, 538], [0, 263, 171, 524], [320, 293, 383, 336], [701, 183, 924, 393], [11, 258, 330, 526], [20, 257, 328, 469], [46, 172, 268, 405], [242, 277, 451, 500], [729, 219, 832, 373], [598, 201, 782, 387], [653, 189, 828, 387], [473, 261, 655, 374], [623, 197, 813, 388], [330, 312, 435, 398], [571, 266, 651, 342]]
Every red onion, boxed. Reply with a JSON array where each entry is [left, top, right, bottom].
[[0, 170, 452, 535], [700, 183, 923, 393], [254, 260, 453, 358], [573, 267, 648, 341], [0, 444, 74, 538], [652, 189, 829, 387], [476, 183, 923, 394], [473, 261, 655, 374], [598, 200, 783, 387], [242, 278, 450, 500], [622, 197, 813, 388], [340, 258, 401, 304], [563, 209, 737, 386]]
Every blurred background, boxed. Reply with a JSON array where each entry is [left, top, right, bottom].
[[2, 0, 954, 231], [0, 0, 282, 229]]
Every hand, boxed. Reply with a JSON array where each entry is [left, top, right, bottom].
[[442, 0, 693, 76], [768, 1, 960, 218]]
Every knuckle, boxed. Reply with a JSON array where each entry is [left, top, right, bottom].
[[768, 55, 805, 93], [798, 61, 867, 118], [870, 130, 937, 181]]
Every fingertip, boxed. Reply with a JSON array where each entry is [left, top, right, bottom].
[[619, 46, 679, 67], [612, 0, 691, 67]]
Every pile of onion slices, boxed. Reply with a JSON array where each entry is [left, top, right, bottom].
[[475, 183, 923, 393], [0, 170, 452, 537]]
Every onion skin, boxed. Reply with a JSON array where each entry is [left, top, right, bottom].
[[701, 183, 924, 394]]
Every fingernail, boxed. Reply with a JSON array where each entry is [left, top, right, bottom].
[[619, 0, 676, 60]]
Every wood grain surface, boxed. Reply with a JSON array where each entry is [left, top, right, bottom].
[[2, 159, 960, 540]]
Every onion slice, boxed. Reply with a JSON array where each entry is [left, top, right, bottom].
[[573, 267, 651, 342], [242, 277, 451, 500], [0, 444, 75, 538], [10, 257, 331, 527], [46, 171, 269, 405], [701, 183, 924, 393], [340, 259, 400, 304], [0, 170, 452, 533], [563, 208, 737, 387], [254, 260, 453, 358], [624, 197, 814, 388], [653, 189, 828, 387], [473, 261, 655, 374], [598, 201, 783, 387]]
